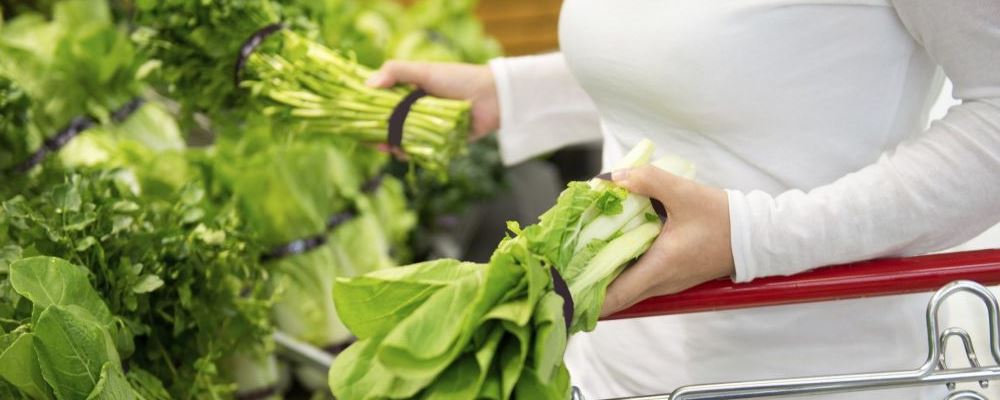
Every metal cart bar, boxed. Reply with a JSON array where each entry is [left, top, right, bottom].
[[274, 331, 334, 371], [587, 249, 1000, 400], [597, 280, 1000, 400], [607, 249, 1000, 320]]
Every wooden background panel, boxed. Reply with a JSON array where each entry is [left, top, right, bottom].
[[397, 0, 563, 56], [477, 0, 562, 55]]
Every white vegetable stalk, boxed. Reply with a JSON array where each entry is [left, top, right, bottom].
[[568, 141, 697, 325]]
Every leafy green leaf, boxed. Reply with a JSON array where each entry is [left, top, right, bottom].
[[85, 362, 133, 400], [0, 332, 52, 400], [9, 257, 112, 325], [130, 275, 163, 294], [33, 305, 118, 400]]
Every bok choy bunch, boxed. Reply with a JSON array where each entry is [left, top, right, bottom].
[[329, 140, 695, 399]]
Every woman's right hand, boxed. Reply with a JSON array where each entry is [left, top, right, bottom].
[[366, 61, 500, 140]]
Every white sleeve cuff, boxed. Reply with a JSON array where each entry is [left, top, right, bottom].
[[727, 189, 759, 283]]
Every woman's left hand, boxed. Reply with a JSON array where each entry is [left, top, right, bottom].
[[600, 166, 737, 317]]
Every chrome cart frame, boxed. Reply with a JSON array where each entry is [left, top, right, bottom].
[[592, 280, 1000, 400]]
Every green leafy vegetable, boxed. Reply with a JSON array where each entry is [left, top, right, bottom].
[[221, 144, 401, 348], [1, 171, 275, 399], [0, 0, 146, 134], [136, 0, 472, 176], [330, 140, 696, 399], [1, 256, 142, 399]]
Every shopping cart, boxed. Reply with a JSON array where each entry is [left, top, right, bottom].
[[276, 249, 1000, 400]]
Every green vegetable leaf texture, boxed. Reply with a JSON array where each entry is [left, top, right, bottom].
[[10, 257, 112, 325], [0, 332, 52, 400], [33, 304, 118, 400], [85, 362, 134, 400]]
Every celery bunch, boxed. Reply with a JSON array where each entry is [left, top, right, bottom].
[[242, 29, 470, 176]]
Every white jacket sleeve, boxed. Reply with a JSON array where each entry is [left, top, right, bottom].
[[728, 0, 1000, 282], [489, 53, 603, 166]]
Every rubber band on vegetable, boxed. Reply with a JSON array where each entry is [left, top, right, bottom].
[[234, 385, 278, 400], [13, 116, 93, 173], [549, 267, 575, 332], [323, 337, 357, 355], [651, 198, 668, 223], [234, 23, 285, 86], [259, 235, 328, 263], [325, 209, 357, 231], [111, 97, 146, 123], [13, 97, 147, 173], [361, 173, 385, 194], [260, 206, 362, 262], [386, 88, 428, 158]]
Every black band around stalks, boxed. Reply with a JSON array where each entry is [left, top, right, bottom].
[[258, 169, 393, 264], [234, 23, 286, 86], [260, 235, 328, 263], [549, 268, 575, 332], [14, 97, 145, 173], [386, 89, 427, 155], [111, 98, 146, 123], [260, 206, 361, 263], [323, 337, 357, 355], [14, 116, 93, 173], [650, 198, 667, 223], [361, 173, 385, 194], [325, 209, 357, 231]]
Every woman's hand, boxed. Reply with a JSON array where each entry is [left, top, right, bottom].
[[367, 61, 500, 140], [600, 166, 737, 317]]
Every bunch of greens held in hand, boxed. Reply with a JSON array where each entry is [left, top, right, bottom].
[[276, 0, 510, 256], [329, 140, 696, 399], [135, 0, 471, 177]]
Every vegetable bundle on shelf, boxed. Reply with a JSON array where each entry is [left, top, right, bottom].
[[2, 0, 508, 397], [329, 140, 696, 399]]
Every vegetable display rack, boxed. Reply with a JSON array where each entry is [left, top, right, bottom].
[[274, 249, 1000, 399], [590, 249, 1000, 400]]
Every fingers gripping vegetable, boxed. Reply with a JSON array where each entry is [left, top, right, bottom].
[[329, 140, 696, 399], [241, 28, 471, 177]]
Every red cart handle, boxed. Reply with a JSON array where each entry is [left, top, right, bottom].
[[606, 249, 1000, 320]]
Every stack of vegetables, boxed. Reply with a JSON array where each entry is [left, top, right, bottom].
[[2, 0, 510, 398], [329, 141, 695, 399], [0, 2, 275, 398]]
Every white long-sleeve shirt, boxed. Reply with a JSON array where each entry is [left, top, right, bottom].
[[489, 0, 1000, 398]]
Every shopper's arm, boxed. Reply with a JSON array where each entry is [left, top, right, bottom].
[[727, 0, 1000, 282], [600, 0, 1000, 314], [369, 53, 603, 166]]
